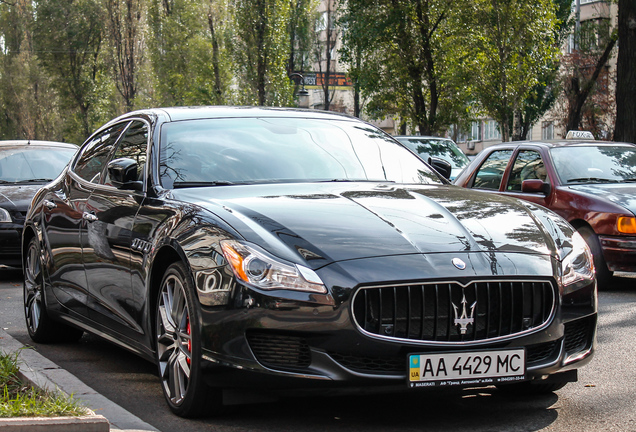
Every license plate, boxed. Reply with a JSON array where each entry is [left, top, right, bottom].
[[408, 348, 525, 388]]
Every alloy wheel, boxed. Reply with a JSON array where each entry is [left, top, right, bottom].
[[156, 273, 193, 406], [24, 239, 43, 335]]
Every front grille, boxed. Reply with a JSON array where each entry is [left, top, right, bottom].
[[246, 332, 311, 369], [564, 317, 594, 355], [352, 281, 555, 343]]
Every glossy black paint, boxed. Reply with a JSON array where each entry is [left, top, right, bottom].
[[23, 108, 596, 408]]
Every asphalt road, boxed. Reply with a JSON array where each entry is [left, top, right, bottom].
[[1, 266, 635, 432]]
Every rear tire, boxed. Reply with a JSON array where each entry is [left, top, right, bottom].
[[155, 261, 222, 418], [23, 237, 83, 343], [577, 226, 612, 289]]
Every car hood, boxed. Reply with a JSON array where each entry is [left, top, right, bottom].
[[568, 183, 636, 215], [174, 183, 562, 269], [0, 184, 42, 211]]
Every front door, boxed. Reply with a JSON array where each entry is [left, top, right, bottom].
[[82, 120, 148, 341]]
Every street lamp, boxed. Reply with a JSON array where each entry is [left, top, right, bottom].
[[289, 73, 310, 109]]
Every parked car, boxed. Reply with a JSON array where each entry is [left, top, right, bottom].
[[0, 140, 77, 267], [23, 107, 596, 417], [454, 138, 636, 288], [394, 136, 470, 180]]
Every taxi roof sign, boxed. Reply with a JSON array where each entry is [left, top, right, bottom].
[[566, 130, 595, 140]]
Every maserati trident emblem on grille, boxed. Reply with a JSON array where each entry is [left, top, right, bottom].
[[452, 293, 476, 335], [452, 258, 466, 270]]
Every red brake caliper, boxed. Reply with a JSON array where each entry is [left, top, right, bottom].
[[186, 317, 191, 365]]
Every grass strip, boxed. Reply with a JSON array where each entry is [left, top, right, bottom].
[[0, 350, 89, 418]]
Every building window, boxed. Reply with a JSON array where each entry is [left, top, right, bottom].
[[484, 120, 500, 140], [542, 121, 554, 140], [471, 121, 482, 141]]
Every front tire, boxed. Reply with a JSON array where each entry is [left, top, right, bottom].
[[578, 226, 612, 289], [23, 237, 83, 343], [155, 262, 222, 417]]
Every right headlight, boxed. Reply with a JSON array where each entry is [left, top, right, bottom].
[[560, 231, 595, 293], [0, 207, 11, 223], [220, 240, 327, 294]]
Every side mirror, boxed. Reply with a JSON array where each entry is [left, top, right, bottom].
[[107, 158, 143, 191], [428, 157, 452, 180], [521, 179, 550, 195]]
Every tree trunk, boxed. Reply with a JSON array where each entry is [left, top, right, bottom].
[[614, 0, 636, 143], [566, 36, 617, 131], [208, 12, 222, 102]]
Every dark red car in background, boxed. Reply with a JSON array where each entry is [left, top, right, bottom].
[[454, 138, 636, 288]]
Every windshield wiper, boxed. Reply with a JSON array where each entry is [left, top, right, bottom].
[[173, 181, 235, 188], [16, 178, 53, 183], [566, 177, 615, 184]]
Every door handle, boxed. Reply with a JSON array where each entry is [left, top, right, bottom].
[[43, 200, 57, 209], [83, 212, 99, 222]]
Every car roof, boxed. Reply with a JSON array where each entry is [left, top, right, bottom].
[[0, 140, 78, 149], [394, 135, 453, 141], [118, 106, 359, 123], [482, 139, 636, 150]]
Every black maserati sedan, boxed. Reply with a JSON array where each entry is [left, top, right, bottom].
[[23, 107, 597, 417]]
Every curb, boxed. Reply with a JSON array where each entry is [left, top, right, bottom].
[[0, 328, 159, 432]]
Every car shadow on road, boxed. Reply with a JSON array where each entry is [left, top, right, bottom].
[[605, 273, 635, 292], [186, 387, 560, 432]]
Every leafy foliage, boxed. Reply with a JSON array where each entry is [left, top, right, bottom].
[[466, 0, 559, 141], [230, 0, 294, 106], [339, 0, 472, 136]]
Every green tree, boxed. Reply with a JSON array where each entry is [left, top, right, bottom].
[[33, 0, 105, 141], [149, 0, 232, 106], [105, 0, 144, 112], [468, 0, 559, 142], [0, 0, 63, 140], [287, 0, 317, 75], [231, 0, 294, 106], [340, 0, 471, 135], [511, 0, 572, 141]]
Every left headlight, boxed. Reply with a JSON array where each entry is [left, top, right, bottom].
[[0, 207, 11, 223], [560, 231, 595, 293], [220, 240, 327, 294]]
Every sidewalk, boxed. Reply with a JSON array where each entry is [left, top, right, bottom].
[[0, 328, 158, 432]]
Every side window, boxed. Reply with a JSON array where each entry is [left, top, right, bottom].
[[103, 121, 148, 186], [74, 123, 129, 183], [472, 150, 514, 190], [506, 150, 548, 191]]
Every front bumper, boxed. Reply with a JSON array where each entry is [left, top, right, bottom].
[[197, 284, 596, 393], [199, 310, 596, 394], [0, 223, 23, 267], [195, 251, 597, 393], [600, 235, 636, 272]]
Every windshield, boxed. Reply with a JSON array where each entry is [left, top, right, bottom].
[[396, 137, 469, 170], [0, 146, 76, 183], [159, 118, 441, 188], [550, 145, 636, 184]]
